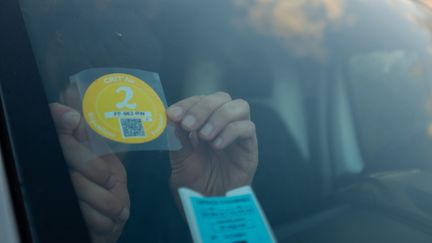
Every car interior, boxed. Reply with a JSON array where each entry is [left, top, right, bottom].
[[3, 0, 432, 242], [177, 48, 432, 242]]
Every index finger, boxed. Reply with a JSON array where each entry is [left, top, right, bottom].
[[50, 103, 88, 142], [60, 84, 82, 112], [50, 103, 80, 135], [167, 95, 203, 122]]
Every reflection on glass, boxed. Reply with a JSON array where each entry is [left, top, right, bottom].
[[232, 0, 349, 58], [15, 0, 432, 242]]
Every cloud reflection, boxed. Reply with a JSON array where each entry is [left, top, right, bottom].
[[394, 0, 432, 50], [394, 1, 432, 115], [233, 0, 347, 58]]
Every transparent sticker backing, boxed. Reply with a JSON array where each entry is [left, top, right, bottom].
[[69, 68, 182, 155]]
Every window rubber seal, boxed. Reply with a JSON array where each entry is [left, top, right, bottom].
[[0, 1, 92, 242]]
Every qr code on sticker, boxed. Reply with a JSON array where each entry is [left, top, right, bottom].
[[119, 118, 146, 138]]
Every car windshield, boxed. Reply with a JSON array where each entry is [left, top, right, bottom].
[[16, 0, 432, 242]]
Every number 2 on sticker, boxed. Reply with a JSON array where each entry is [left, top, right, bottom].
[[116, 86, 137, 109]]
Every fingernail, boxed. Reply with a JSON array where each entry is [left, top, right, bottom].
[[105, 176, 117, 189], [118, 207, 130, 222], [182, 115, 196, 129], [200, 124, 214, 137], [167, 106, 183, 120], [213, 137, 223, 148], [62, 111, 81, 129]]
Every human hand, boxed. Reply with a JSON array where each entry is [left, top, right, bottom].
[[50, 103, 130, 243], [167, 92, 258, 196]]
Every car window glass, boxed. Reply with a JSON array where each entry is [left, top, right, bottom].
[[15, 0, 432, 242]]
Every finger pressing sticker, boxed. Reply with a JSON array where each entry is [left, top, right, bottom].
[[82, 73, 167, 144], [70, 68, 181, 155]]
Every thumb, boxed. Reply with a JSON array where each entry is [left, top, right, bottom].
[[169, 122, 194, 164], [49, 103, 81, 135]]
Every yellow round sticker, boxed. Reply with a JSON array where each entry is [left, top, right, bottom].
[[82, 73, 167, 144]]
